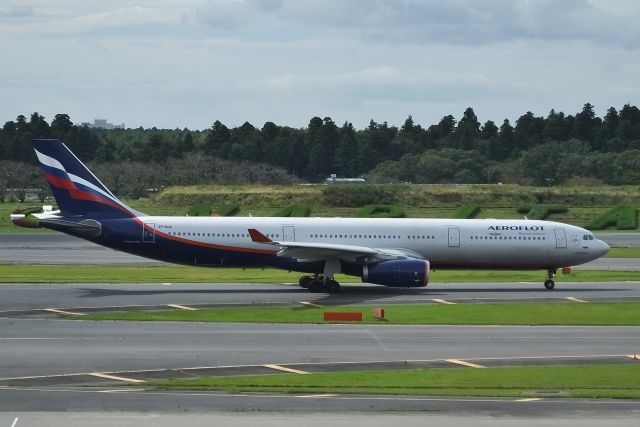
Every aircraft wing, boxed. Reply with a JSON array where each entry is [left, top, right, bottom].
[[248, 228, 423, 263]]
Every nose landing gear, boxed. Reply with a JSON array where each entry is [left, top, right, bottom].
[[544, 269, 556, 290]]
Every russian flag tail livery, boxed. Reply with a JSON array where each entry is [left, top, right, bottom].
[[33, 139, 137, 218]]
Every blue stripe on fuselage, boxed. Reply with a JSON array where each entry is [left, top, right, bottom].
[[82, 218, 321, 272]]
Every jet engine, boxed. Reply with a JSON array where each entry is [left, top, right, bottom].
[[362, 259, 430, 287]]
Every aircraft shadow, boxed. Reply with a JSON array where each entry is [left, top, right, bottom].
[[76, 287, 304, 298], [76, 284, 630, 306]]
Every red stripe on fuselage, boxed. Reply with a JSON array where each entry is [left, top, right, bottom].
[[151, 227, 278, 256]]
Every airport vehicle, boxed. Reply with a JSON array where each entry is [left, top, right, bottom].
[[11, 139, 610, 293]]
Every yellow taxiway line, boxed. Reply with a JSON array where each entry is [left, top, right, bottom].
[[298, 301, 324, 308], [432, 299, 456, 305], [88, 372, 146, 383], [166, 304, 198, 311], [263, 364, 310, 374], [446, 359, 486, 368], [44, 308, 86, 316]]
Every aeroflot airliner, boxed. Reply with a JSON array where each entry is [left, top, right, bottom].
[[11, 139, 610, 293]]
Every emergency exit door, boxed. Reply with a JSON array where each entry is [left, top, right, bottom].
[[554, 228, 567, 248], [282, 225, 295, 242], [448, 227, 460, 247]]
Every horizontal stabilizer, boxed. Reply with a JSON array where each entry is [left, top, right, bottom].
[[37, 217, 102, 238]]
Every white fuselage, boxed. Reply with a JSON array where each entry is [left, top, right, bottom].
[[137, 216, 609, 270]]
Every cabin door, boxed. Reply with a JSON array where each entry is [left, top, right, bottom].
[[554, 228, 567, 248], [448, 227, 460, 247], [282, 225, 295, 242], [142, 222, 155, 243]]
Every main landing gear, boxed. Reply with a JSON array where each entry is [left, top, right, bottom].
[[298, 275, 341, 293], [544, 269, 556, 290]]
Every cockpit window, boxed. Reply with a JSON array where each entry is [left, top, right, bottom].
[[583, 234, 594, 240]]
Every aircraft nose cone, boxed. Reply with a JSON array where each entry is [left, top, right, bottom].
[[596, 240, 610, 257]]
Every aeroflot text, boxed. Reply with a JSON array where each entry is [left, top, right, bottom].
[[488, 226, 545, 231]]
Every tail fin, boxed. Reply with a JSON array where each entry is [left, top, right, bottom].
[[33, 139, 138, 218]]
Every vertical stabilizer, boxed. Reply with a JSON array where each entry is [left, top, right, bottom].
[[33, 139, 137, 218]]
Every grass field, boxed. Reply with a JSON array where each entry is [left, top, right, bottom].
[[151, 364, 640, 399], [1, 264, 639, 283], [77, 302, 640, 326], [2, 182, 640, 232], [606, 247, 640, 257]]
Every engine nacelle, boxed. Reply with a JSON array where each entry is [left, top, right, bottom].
[[362, 259, 430, 287]]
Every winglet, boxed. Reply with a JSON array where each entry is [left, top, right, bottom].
[[248, 228, 273, 243]]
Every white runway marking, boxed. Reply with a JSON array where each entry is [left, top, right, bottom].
[[162, 283, 172, 286], [88, 372, 146, 383], [44, 308, 85, 316], [10, 417, 18, 427], [516, 397, 542, 402], [166, 304, 197, 311], [263, 364, 310, 374], [566, 297, 588, 303], [446, 359, 486, 368]]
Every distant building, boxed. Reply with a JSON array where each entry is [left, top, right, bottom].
[[325, 174, 366, 183], [82, 119, 125, 129]]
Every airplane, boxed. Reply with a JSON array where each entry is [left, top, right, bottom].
[[10, 139, 610, 293]]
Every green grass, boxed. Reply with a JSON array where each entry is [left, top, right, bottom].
[[518, 204, 568, 220], [151, 364, 640, 399], [605, 247, 640, 258], [186, 204, 212, 216], [0, 203, 52, 233], [1, 190, 637, 232], [356, 204, 406, 218], [214, 203, 239, 217], [271, 204, 311, 217], [586, 204, 638, 230], [79, 302, 640, 326], [452, 203, 480, 219], [1, 264, 639, 284]]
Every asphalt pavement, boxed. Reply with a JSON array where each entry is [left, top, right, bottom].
[[0, 317, 639, 414], [1, 233, 639, 416]]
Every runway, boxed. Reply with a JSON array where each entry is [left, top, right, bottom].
[[4, 317, 640, 378], [1, 281, 640, 314], [1, 289, 639, 415], [1, 317, 639, 414], [1, 234, 639, 417]]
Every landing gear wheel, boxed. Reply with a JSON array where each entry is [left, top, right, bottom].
[[299, 276, 313, 289], [326, 280, 341, 293], [308, 280, 324, 293], [544, 279, 555, 290]]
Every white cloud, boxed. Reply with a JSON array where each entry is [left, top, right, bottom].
[[0, 0, 639, 130], [191, 0, 640, 48], [0, 4, 35, 18]]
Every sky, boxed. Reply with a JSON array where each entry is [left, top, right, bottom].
[[1, 0, 639, 130]]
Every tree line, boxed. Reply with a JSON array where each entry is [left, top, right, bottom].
[[1, 103, 640, 199]]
